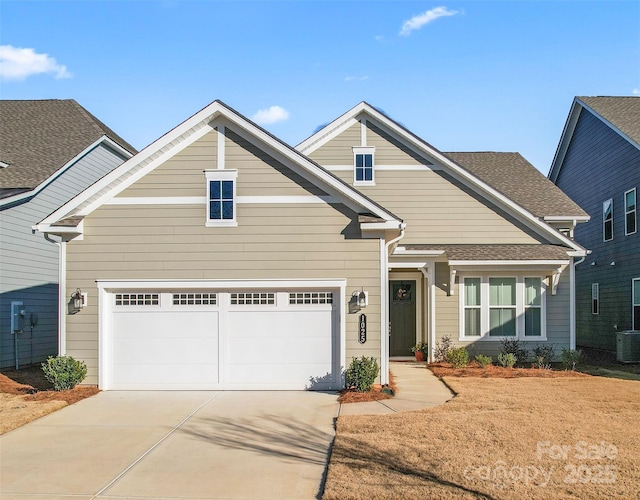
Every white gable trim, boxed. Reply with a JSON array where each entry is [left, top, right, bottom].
[[298, 102, 585, 254], [36, 101, 401, 232], [0, 136, 133, 208]]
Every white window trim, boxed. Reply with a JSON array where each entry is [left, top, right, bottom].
[[603, 198, 613, 242], [592, 283, 599, 315], [458, 274, 547, 341], [462, 277, 482, 339], [352, 146, 375, 186], [205, 169, 238, 227], [624, 188, 637, 236]]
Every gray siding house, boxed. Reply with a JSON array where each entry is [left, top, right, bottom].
[[0, 100, 135, 369], [549, 96, 640, 350], [36, 101, 587, 390]]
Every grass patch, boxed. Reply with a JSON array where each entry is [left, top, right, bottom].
[[324, 375, 640, 499]]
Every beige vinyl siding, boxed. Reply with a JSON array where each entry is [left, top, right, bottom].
[[434, 262, 459, 341], [118, 133, 217, 198], [65, 126, 382, 385], [342, 169, 542, 244], [306, 122, 360, 165], [366, 121, 427, 165]]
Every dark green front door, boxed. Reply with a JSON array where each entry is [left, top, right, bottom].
[[389, 280, 416, 356]]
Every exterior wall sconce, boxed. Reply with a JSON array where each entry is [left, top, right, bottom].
[[69, 288, 86, 314], [350, 289, 369, 313]]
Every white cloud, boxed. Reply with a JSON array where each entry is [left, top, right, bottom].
[[251, 105, 290, 125], [0, 45, 71, 81], [345, 75, 369, 82], [399, 6, 459, 37], [633, 88, 640, 96], [374, 35, 384, 41]]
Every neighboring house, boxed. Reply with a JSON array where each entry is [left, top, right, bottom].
[[35, 100, 587, 390], [549, 96, 640, 350], [0, 100, 136, 369]]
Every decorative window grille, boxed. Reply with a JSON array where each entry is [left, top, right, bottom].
[[230, 292, 275, 305], [172, 293, 217, 305], [115, 293, 159, 306], [288, 292, 333, 304]]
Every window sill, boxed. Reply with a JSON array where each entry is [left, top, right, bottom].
[[205, 221, 238, 228], [353, 181, 375, 187], [458, 335, 547, 342]]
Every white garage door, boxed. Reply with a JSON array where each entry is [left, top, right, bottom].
[[106, 289, 339, 390]]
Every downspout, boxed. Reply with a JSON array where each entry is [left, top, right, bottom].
[[380, 225, 405, 384], [570, 253, 588, 350], [44, 234, 66, 356]]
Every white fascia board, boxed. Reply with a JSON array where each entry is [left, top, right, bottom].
[[297, 104, 366, 152], [298, 102, 583, 252], [34, 221, 84, 235], [1, 136, 133, 209], [96, 278, 347, 291], [213, 113, 401, 223], [543, 215, 590, 222], [37, 102, 224, 228], [449, 260, 571, 267], [393, 248, 445, 256], [361, 221, 405, 231]]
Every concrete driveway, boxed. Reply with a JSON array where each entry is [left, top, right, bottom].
[[0, 390, 340, 499]]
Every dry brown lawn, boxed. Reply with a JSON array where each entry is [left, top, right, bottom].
[[0, 366, 98, 434], [324, 374, 640, 499]]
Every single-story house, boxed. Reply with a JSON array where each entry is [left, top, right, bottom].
[[35, 100, 587, 390]]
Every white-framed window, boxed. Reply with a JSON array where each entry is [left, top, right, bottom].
[[115, 293, 159, 306], [289, 292, 333, 305], [352, 146, 375, 185], [624, 188, 636, 235], [463, 278, 481, 337], [230, 292, 275, 305], [205, 170, 238, 227], [459, 274, 546, 340], [592, 283, 599, 315], [603, 198, 613, 241], [632, 279, 639, 330]]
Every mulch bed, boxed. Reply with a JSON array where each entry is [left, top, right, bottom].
[[428, 361, 589, 378], [338, 372, 398, 403], [0, 365, 99, 404]]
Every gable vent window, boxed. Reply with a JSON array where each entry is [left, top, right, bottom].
[[205, 170, 238, 227], [603, 198, 613, 241], [172, 293, 217, 305], [625, 188, 636, 235], [115, 293, 159, 306], [289, 292, 333, 305], [230, 292, 275, 305], [352, 146, 375, 186]]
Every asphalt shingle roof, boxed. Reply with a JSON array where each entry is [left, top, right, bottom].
[[0, 99, 136, 193], [578, 96, 640, 146], [443, 151, 588, 219], [402, 244, 572, 261]]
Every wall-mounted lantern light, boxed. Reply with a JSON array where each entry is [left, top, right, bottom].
[[69, 288, 85, 314]]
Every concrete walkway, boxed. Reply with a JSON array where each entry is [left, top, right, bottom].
[[0, 363, 452, 499], [339, 361, 454, 416]]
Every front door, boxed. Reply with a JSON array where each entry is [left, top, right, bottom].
[[389, 280, 416, 356]]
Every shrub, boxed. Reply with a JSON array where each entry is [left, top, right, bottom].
[[434, 335, 453, 362], [533, 345, 555, 369], [446, 347, 469, 368], [498, 352, 517, 368], [345, 356, 379, 392], [475, 354, 493, 368], [500, 338, 528, 366], [41, 355, 87, 391], [561, 348, 582, 371]]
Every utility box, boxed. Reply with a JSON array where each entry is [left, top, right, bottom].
[[616, 331, 640, 363]]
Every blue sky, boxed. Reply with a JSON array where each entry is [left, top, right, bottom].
[[1, 1, 638, 173]]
